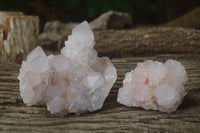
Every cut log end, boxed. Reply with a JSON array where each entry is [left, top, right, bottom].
[[0, 12, 39, 63]]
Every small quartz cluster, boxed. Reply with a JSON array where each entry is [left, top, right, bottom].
[[117, 59, 188, 113], [18, 21, 117, 116]]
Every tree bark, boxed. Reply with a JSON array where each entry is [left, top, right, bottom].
[[40, 27, 200, 58], [0, 54, 200, 133], [94, 27, 200, 58], [0, 12, 39, 63]]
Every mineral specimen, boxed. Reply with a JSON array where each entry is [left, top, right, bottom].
[[117, 59, 188, 113], [18, 21, 117, 116]]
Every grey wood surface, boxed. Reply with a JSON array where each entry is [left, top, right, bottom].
[[0, 54, 200, 133]]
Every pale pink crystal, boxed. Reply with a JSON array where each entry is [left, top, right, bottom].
[[18, 21, 117, 116], [117, 59, 188, 113]]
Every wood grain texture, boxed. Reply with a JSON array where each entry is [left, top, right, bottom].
[[0, 54, 200, 133], [94, 28, 200, 58], [0, 12, 39, 63]]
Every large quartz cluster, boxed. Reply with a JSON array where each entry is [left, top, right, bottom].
[[18, 21, 117, 116], [117, 59, 187, 113]]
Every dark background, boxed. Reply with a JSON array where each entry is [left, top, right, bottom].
[[0, 0, 200, 29]]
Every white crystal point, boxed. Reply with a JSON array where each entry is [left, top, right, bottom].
[[72, 21, 94, 41], [18, 21, 117, 116], [117, 59, 187, 113]]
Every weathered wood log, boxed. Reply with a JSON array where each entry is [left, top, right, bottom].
[[94, 27, 200, 57], [0, 12, 39, 63], [39, 27, 200, 58], [0, 54, 200, 132]]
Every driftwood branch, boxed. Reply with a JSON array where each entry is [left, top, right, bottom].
[[94, 27, 200, 57], [39, 27, 200, 58]]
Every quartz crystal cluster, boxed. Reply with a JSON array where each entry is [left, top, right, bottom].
[[117, 59, 188, 113], [18, 21, 117, 116]]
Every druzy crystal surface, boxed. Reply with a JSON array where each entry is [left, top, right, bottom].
[[117, 59, 187, 113], [18, 21, 117, 116]]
